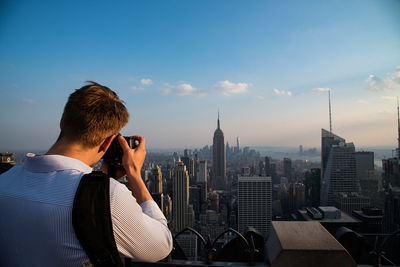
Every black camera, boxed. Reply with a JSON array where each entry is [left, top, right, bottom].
[[102, 134, 137, 164]]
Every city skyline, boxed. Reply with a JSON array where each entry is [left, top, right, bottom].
[[1, 1, 400, 151]]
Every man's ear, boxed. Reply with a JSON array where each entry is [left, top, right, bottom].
[[99, 135, 115, 153]]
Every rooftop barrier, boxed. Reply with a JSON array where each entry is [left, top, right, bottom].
[[126, 221, 362, 267]]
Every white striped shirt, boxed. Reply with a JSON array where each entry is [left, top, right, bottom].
[[0, 153, 172, 267]]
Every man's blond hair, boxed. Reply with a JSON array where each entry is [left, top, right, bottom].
[[60, 81, 129, 148]]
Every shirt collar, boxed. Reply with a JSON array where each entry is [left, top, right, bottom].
[[24, 153, 93, 173]]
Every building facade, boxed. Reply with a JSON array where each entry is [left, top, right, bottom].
[[354, 151, 374, 181], [305, 168, 321, 207], [321, 129, 345, 178], [172, 158, 194, 231], [288, 182, 305, 211], [332, 193, 370, 215], [151, 166, 163, 194], [283, 157, 292, 182], [196, 160, 208, 202], [382, 157, 400, 233], [320, 130, 361, 206], [238, 176, 272, 238]]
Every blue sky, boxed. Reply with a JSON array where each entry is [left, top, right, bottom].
[[0, 0, 399, 150]]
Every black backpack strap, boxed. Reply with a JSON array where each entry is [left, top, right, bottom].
[[72, 171, 123, 267]]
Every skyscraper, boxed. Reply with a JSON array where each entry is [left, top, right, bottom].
[[288, 183, 305, 211], [321, 129, 345, 178], [181, 149, 191, 179], [305, 168, 321, 207], [238, 176, 272, 238], [354, 152, 374, 181], [151, 166, 163, 194], [265, 157, 279, 185], [258, 160, 265, 176], [196, 160, 207, 183], [332, 193, 370, 215], [381, 102, 400, 232], [355, 152, 380, 206], [283, 157, 292, 182], [212, 113, 226, 190], [265, 156, 271, 177], [150, 166, 164, 212], [172, 158, 194, 231], [320, 130, 360, 205], [196, 160, 208, 202]]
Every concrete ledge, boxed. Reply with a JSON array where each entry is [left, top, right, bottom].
[[266, 221, 356, 267]]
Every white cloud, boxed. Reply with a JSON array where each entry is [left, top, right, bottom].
[[23, 98, 36, 104], [273, 88, 292, 96], [366, 75, 386, 91], [311, 87, 331, 94], [391, 66, 400, 84], [357, 99, 368, 104], [162, 82, 206, 97], [131, 86, 144, 91], [215, 80, 249, 96], [176, 83, 196, 95], [256, 95, 265, 100], [366, 67, 400, 91], [140, 78, 153, 85], [162, 88, 171, 95]]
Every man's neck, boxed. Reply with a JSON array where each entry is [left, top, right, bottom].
[[46, 140, 100, 166]]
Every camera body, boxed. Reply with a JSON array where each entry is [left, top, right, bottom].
[[102, 135, 136, 164]]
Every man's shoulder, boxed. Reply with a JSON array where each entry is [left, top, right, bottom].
[[108, 177, 130, 195], [24, 153, 92, 174], [0, 164, 23, 181], [0, 164, 88, 206]]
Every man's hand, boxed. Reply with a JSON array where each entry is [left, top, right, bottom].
[[118, 135, 152, 204], [118, 135, 146, 178]]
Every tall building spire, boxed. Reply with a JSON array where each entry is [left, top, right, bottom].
[[217, 110, 220, 129], [397, 98, 400, 158], [329, 90, 332, 133]]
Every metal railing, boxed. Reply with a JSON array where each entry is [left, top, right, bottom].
[[369, 229, 400, 267], [124, 226, 400, 267], [166, 227, 262, 266]]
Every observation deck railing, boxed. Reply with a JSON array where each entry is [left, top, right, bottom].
[[125, 221, 397, 267]]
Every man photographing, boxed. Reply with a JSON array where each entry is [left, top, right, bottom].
[[0, 82, 173, 266]]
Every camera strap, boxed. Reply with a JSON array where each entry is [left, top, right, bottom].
[[107, 164, 117, 179], [72, 171, 123, 267]]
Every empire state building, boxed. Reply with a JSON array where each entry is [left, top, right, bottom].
[[212, 114, 226, 190]]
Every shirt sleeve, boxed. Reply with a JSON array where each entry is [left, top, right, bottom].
[[109, 179, 173, 262]]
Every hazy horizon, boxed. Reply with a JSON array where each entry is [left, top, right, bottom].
[[3, 144, 394, 162]]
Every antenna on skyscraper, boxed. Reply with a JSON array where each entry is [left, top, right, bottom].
[[329, 90, 332, 133], [397, 97, 400, 158], [217, 109, 220, 129]]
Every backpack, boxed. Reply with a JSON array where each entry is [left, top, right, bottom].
[[72, 171, 123, 267]]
